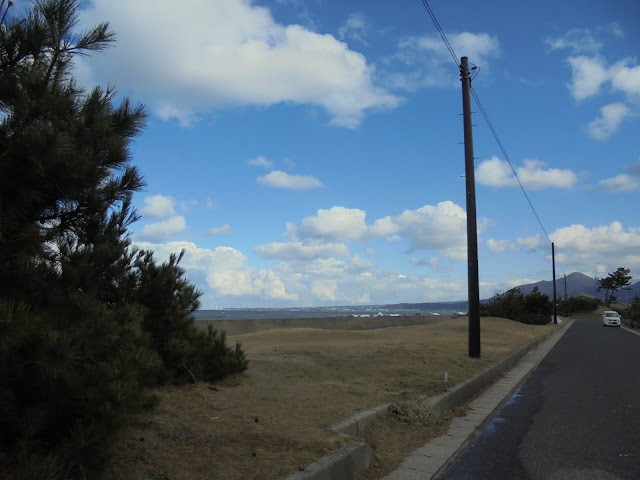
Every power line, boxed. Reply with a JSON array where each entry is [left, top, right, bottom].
[[420, 0, 459, 68], [418, 0, 552, 246], [469, 87, 551, 244]]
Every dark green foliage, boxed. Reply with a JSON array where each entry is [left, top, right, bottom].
[[132, 250, 248, 383], [480, 287, 552, 325], [623, 295, 640, 329], [0, 1, 246, 478], [556, 296, 602, 316], [596, 267, 632, 306], [0, 298, 160, 480]]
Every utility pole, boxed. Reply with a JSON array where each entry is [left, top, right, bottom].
[[564, 273, 568, 300], [460, 57, 480, 358], [552, 242, 558, 324]]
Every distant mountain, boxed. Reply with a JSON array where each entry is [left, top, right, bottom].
[[386, 272, 640, 312], [514, 272, 640, 302]]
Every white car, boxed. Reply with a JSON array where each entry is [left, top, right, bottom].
[[602, 310, 621, 327]]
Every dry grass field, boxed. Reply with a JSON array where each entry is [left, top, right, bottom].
[[105, 316, 555, 480]]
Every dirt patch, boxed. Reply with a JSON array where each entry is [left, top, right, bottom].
[[105, 317, 554, 480]]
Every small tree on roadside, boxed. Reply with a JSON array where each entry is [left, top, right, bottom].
[[596, 267, 632, 306]]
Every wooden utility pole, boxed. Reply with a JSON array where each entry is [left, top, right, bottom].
[[564, 273, 568, 300], [460, 57, 481, 358], [552, 242, 558, 324]]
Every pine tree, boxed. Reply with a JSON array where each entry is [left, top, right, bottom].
[[1, 2, 246, 478], [597, 267, 632, 306]]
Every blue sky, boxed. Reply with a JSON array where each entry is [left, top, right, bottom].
[[63, 0, 640, 307]]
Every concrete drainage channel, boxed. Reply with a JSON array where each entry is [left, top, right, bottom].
[[282, 320, 573, 480]]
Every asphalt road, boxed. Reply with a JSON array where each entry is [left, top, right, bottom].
[[438, 319, 640, 480]]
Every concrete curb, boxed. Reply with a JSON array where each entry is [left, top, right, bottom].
[[281, 442, 373, 480], [425, 320, 569, 415], [330, 320, 569, 438], [282, 320, 571, 480], [329, 403, 391, 436]]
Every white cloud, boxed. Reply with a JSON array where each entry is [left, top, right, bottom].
[[550, 222, 640, 275], [255, 241, 349, 261], [516, 234, 541, 250], [597, 173, 640, 192], [141, 194, 177, 219], [587, 103, 631, 140], [137, 216, 187, 242], [566, 55, 610, 101], [609, 59, 640, 96], [387, 32, 500, 91], [79, 0, 399, 128], [204, 224, 233, 236], [476, 156, 577, 190], [487, 238, 514, 253], [563, 54, 640, 102], [257, 171, 325, 190], [382, 201, 469, 261], [248, 155, 275, 168], [545, 29, 603, 55], [287, 206, 369, 241], [131, 237, 480, 307], [135, 241, 297, 301], [487, 234, 540, 254], [338, 12, 368, 45], [283, 201, 475, 261]]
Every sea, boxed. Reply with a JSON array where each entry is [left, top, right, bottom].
[[193, 302, 468, 321]]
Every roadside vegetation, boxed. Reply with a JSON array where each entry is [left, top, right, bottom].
[[623, 295, 640, 329], [0, 2, 246, 478], [480, 287, 552, 325]]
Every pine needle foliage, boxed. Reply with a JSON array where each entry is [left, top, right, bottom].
[[0, 1, 247, 478]]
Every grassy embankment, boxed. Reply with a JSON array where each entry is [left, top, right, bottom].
[[105, 316, 556, 480]]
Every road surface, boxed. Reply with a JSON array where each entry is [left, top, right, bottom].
[[438, 318, 640, 480]]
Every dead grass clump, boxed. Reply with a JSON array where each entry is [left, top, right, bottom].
[[387, 400, 440, 427]]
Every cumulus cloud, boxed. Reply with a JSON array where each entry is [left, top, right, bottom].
[[548, 25, 639, 138], [381, 201, 470, 261], [476, 156, 577, 190], [141, 194, 177, 219], [255, 241, 349, 260], [587, 103, 632, 140], [287, 207, 369, 242], [131, 237, 479, 307], [565, 55, 640, 102], [597, 173, 640, 192], [386, 32, 500, 91], [550, 222, 640, 274], [566, 56, 610, 101], [257, 171, 325, 190], [78, 0, 399, 127], [283, 202, 472, 261], [248, 155, 275, 168], [137, 216, 186, 242], [135, 240, 297, 301]]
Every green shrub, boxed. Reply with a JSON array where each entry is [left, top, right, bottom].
[[623, 295, 640, 329], [556, 296, 602, 316], [480, 287, 552, 325]]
